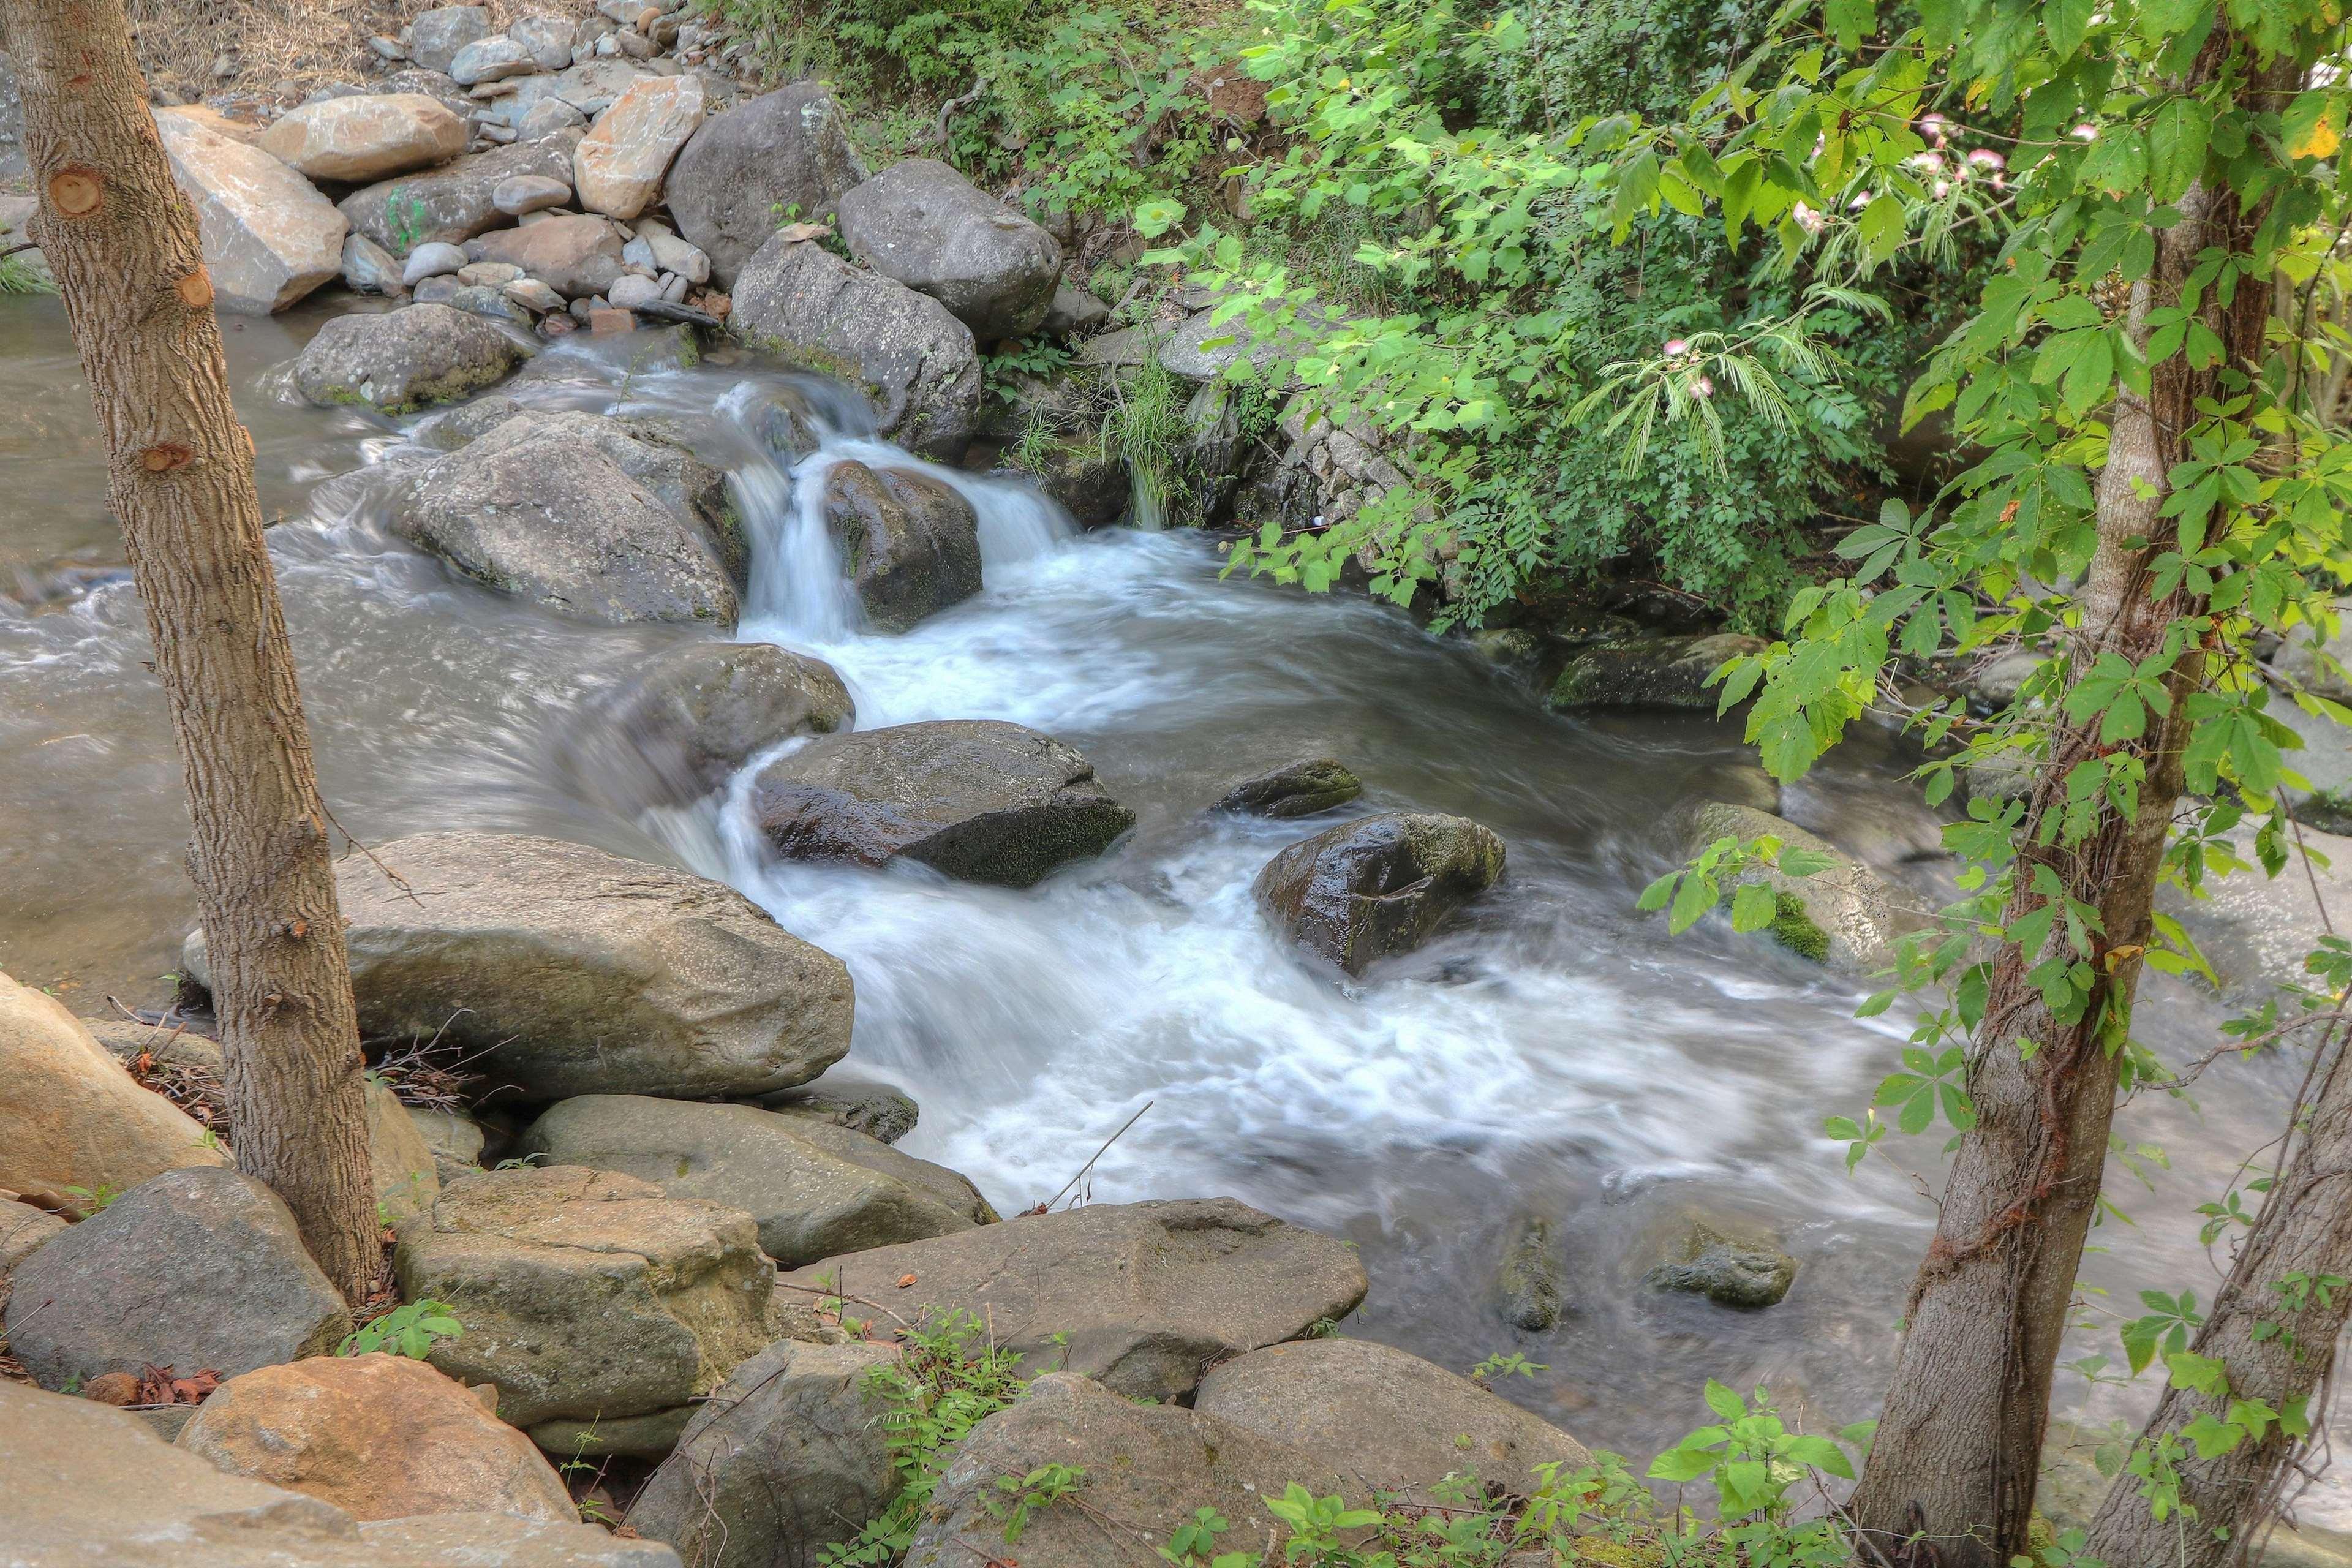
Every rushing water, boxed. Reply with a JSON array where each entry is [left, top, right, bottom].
[[2, 296, 2342, 1518]]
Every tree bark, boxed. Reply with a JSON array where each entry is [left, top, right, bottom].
[[2084, 1024, 2352, 1568], [0, 0, 380, 1301], [1847, 40, 2295, 1568]]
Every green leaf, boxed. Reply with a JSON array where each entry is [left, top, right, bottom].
[[1704, 1378, 1746, 1419], [1668, 870, 1719, 933], [1731, 881, 1777, 932], [1647, 1445, 1720, 1483], [2043, 0, 2094, 53], [2147, 97, 2212, 203], [1825, 0, 1875, 49]]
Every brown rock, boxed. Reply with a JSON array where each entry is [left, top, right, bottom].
[[177, 1353, 576, 1523], [465, 212, 627, 299], [83, 1371, 140, 1407], [575, 75, 706, 221], [154, 108, 346, 313], [258, 94, 469, 183]]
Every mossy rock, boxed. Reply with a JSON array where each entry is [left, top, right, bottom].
[[1674, 802, 1929, 976]]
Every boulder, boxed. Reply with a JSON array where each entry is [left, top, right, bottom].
[[4, 1379, 680, 1568], [753, 720, 1135, 888], [0, 1196, 64, 1275], [2165, 821, 2352, 1003], [1217, 758, 1362, 818], [490, 59, 652, 132], [341, 232, 406, 295], [766, 1113, 993, 1223], [511, 16, 579, 70], [387, 410, 738, 626], [368, 1080, 440, 1227], [392, 1166, 777, 1436], [450, 35, 541, 86], [595, 639, 855, 802], [1196, 1338, 1591, 1501], [1009, 439, 1129, 529], [0, 970, 228, 1206], [756, 1074, 919, 1144], [574, 75, 706, 221], [4, 1168, 350, 1389], [731, 237, 980, 460], [1547, 631, 1766, 710], [821, 459, 983, 631], [1676, 802, 1929, 974], [403, 239, 469, 284], [665, 82, 868, 287], [341, 136, 576, 257], [1041, 282, 1109, 336], [838, 158, 1061, 340], [907, 1373, 1352, 1568], [464, 212, 627, 298], [258, 93, 468, 182], [154, 109, 345, 314], [1642, 1212, 1797, 1308], [410, 1106, 488, 1179], [177, 1354, 575, 1523], [295, 303, 526, 414], [777, 1198, 1368, 1403], [409, 6, 492, 73], [184, 832, 853, 1101], [494, 173, 573, 214], [628, 1338, 902, 1568], [519, 1096, 983, 1267], [632, 218, 709, 284], [1254, 812, 1506, 976]]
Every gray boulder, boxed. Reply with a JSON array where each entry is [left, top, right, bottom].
[[1194, 1337, 1591, 1502], [409, 6, 492, 73], [821, 459, 982, 631], [388, 411, 739, 626], [756, 1074, 919, 1144], [3, 1169, 350, 1389], [2, 1381, 682, 1568], [1006, 437, 1130, 529], [341, 233, 406, 296], [777, 1197, 1368, 1403], [665, 82, 869, 287], [753, 719, 1135, 888], [341, 136, 577, 257], [409, 1106, 487, 1180], [518, 1095, 985, 1267], [595, 640, 854, 802], [1218, 758, 1362, 818], [839, 158, 1061, 341], [907, 1373, 1354, 1568], [184, 832, 853, 1102], [1547, 631, 1766, 710], [628, 1338, 901, 1568], [510, 16, 579, 70], [393, 1166, 777, 1437], [295, 303, 526, 415], [767, 1113, 995, 1223], [1041, 282, 1109, 336], [731, 237, 980, 460], [464, 212, 628, 298], [1643, 1212, 1798, 1308], [1255, 812, 1506, 976], [450, 35, 540, 86], [1676, 802, 1929, 974]]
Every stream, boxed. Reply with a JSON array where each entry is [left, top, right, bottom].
[[2, 296, 2342, 1521]]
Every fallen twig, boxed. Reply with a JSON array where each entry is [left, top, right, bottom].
[[1035, 1100, 1153, 1214]]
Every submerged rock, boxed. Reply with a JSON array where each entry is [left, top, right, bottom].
[[1547, 631, 1765, 711], [295, 303, 527, 415], [752, 719, 1135, 888], [838, 157, 1062, 340], [1676, 802, 1929, 975], [1255, 812, 1506, 976], [627, 1338, 902, 1567], [776, 1197, 1368, 1403], [1194, 1337, 1591, 1502], [1217, 758, 1363, 819], [1496, 1215, 1564, 1331], [665, 82, 869, 287], [594, 639, 854, 802], [184, 832, 853, 1101], [820, 459, 982, 631], [393, 1166, 776, 1437], [1643, 1213, 1798, 1308], [4, 1169, 350, 1389]]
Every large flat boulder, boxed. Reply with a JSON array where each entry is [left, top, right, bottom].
[[731, 237, 979, 460], [777, 1198, 1368, 1402], [386, 410, 739, 626], [155, 108, 345, 313], [752, 719, 1134, 888], [907, 1373, 1353, 1568], [2, 1379, 680, 1567], [341, 136, 576, 257], [1194, 1338, 1590, 1502], [1547, 631, 1766, 710], [1676, 802, 1929, 974], [4, 1168, 350, 1389], [518, 1095, 983, 1267], [575, 75, 706, 221], [184, 832, 853, 1101], [821, 458, 982, 631], [295, 302, 527, 414], [178, 1353, 575, 1523], [593, 640, 854, 804], [665, 83, 867, 287], [627, 1338, 902, 1567], [839, 159, 1061, 340], [259, 93, 468, 183], [1254, 812, 1506, 976], [0, 970, 228, 1205], [393, 1166, 777, 1439], [464, 211, 627, 298]]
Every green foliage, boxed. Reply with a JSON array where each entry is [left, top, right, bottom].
[[0, 250, 52, 297], [1468, 1351, 1545, 1382], [339, 1300, 463, 1359], [985, 1462, 1087, 1542], [61, 1183, 122, 1214]]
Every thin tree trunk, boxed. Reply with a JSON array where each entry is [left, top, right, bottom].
[[1848, 41, 2294, 1567], [1, 0, 379, 1301], [2084, 1023, 2352, 1568]]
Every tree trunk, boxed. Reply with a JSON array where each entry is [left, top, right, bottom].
[[1, 0, 380, 1301], [2084, 1026, 2352, 1568], [1847, 42, 2293, 1568]]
